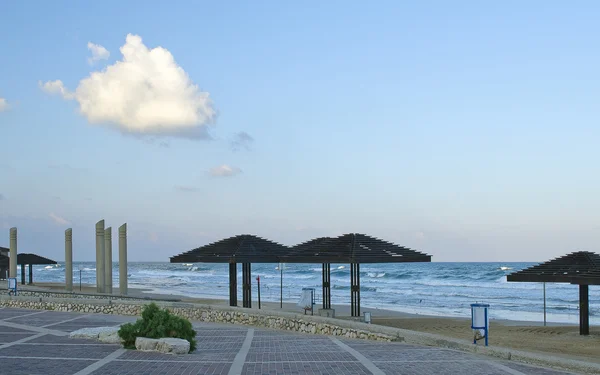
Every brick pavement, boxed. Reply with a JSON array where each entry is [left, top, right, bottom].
[[0, 307, 580, 375]]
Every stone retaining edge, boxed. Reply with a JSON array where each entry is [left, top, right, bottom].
[[0, 295, 597, 374]]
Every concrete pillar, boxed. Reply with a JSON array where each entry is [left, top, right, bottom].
[[104, 227, 112, 294], [9, 227, 17, 279], [119, 223, 127, 295], [95, 220, 105, 293], [65, 228, 73, 292]]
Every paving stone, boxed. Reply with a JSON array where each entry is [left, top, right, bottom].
[[0, 358, 95, 375], [0, 326, 35, 333], [374, 360, 508, 375], [24, 334, 101, 344], [94, 360, 232, 375], [0, 343, 119, 359], [119, 349, 238, 362], [245, 351, 357, 362], [0, 307, 583, 375], [360, 348, 480, 362], [0, 332, 35, 343], [242, 361, 372, 375]]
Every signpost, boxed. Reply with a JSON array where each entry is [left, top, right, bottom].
[[543, 282, 547, 326], [276, 263, 286, 308]]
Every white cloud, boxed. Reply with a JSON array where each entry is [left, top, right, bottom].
[[41, 34, 216, 139], [49, 212, 70, 225], [87, 42, 110, 64], [0, 97, 8, 112], [39, 80, 74, 99], [209, 164, 242, 177]]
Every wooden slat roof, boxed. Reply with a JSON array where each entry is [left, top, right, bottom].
[[171, 233, 432, 264], [506, 251, 600, 285], [281, 233, 431, 263], [170, 234, 289, 263], [0, 252, 57, 266]]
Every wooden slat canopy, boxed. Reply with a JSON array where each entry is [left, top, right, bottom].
[[170, 233, 431, 316], [170, 234, 288, 263], [506, 251, 600, 284], [280, 233, 431, 263], [506, 251, 600, 336]]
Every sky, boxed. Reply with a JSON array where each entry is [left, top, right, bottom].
[[1, 1, 599, 262]]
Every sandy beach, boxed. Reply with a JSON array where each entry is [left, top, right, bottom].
[[14, 281, 600, 365]]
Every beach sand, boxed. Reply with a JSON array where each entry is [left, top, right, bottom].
[[372, 316, 600, 364], [16, 282, 600, 364]]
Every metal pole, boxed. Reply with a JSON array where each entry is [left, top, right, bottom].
[[257, 275, 261, 309], [79, 269, 82, 291], [543, 282, 546, 326], [280, 264, 283, 309]]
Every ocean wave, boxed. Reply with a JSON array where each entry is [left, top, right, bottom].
[[333, 285, 377, 292]]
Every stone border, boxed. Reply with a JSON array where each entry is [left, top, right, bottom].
[[1, 295, 598, 374], [13, 289, 177, 302]]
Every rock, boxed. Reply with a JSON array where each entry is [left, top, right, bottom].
[[99, 329, 121, 344], [135, 337, 159, 351], [70, 326, 120, 340], [156, 338, 190, 354]]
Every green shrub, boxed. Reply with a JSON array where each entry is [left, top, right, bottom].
[[118, 303, 197, 352]]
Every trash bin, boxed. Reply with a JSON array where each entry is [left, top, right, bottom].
[[471, 303, 489, 346], [298, 288, 315, 315], [364, 312, 372, 324], [7, 277, 17, 296]]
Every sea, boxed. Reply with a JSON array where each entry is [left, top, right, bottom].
[[25, 262, 600, 325]]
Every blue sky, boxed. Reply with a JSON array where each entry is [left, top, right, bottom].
[[1, 1, 599, 262]]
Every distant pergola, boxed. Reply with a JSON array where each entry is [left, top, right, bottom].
[[507, 251, 600, 335], [170, 233, 432, 316], [0, 252, 57, 285]]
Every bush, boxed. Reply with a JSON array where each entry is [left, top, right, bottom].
[[118, 303, 197, 352]]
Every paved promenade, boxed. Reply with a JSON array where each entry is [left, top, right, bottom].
[[0, 307, 578, 375]]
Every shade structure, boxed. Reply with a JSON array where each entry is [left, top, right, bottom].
[[0, 250, 8, 279], [171, 233, 432, 316], [282, 233, 431, 316], [0, 252, 58, 284], [171, 234, 289, 263], [171, 235, 289, 308], [281, 233, 432, 264], [507, 251, 600, 283], [507, 251, 600, 335]]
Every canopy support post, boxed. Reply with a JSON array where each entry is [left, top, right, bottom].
[[229, 263, 237, 307], [579, 284, 589, 335], [322, 263, 331, 309], [242, 262, 252, 308], [350, 263, 361, 317]]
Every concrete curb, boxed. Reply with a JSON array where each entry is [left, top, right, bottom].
[[1, 295, 598, 374]]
